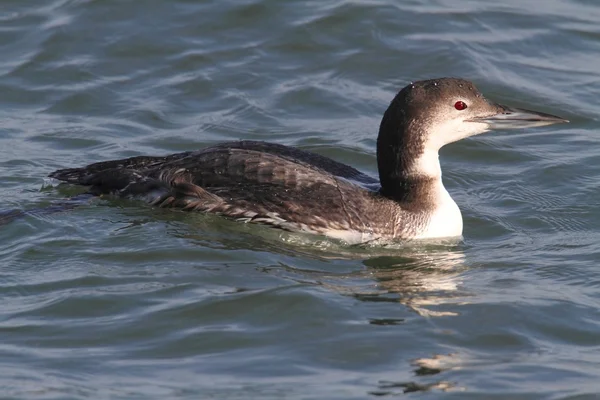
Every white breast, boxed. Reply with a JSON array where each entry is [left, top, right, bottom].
[[414, 185, 463, 240]]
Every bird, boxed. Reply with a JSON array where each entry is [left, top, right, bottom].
[[49, 78, 568, 244]]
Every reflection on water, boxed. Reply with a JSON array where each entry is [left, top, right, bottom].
[[373, 377, 457, 395], [360, 250, 467, 317], [396, 353, 465, 394]]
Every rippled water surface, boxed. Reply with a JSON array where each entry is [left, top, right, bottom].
[[1, 0, 599, 398]]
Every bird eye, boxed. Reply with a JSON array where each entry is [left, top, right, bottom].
[[454, 101, 467, 110]]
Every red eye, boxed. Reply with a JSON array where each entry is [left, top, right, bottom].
[[454, 101, 467, 110]]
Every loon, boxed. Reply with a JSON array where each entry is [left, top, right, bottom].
[[49, 78, 567, 244]]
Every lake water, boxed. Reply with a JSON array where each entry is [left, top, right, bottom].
[[1, 0, 599, 398]]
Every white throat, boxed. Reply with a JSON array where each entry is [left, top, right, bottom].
[[410, 148, 464, 240], [408, 147, 443, 178]]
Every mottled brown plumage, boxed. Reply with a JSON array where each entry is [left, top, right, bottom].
[[50, 141, 432, 240]]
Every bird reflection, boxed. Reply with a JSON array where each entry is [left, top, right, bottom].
[[371, 353, 465, 395], [357, 249, 467, 317]]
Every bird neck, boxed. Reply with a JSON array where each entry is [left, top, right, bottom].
[[376, 102, 444, 205]]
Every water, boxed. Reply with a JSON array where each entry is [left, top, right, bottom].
[[1, 0, 599, 398]]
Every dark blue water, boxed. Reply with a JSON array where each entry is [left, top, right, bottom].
[[1, 1, 599, 398]]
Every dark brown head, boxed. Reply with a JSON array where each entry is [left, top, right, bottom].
[[377, 77, 568, 198]]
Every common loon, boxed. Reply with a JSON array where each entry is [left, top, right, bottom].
[[49, 78, 567, 244]]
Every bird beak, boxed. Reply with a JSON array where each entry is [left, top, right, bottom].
[[468, 105, 569, 129]]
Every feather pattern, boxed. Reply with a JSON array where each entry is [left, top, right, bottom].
[[49, 141, 432, 242]]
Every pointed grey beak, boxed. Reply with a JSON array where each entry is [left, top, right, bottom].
[[469, 105, 569, 129]]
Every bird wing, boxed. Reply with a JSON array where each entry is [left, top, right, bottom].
[[49, 141, 380, 233]]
